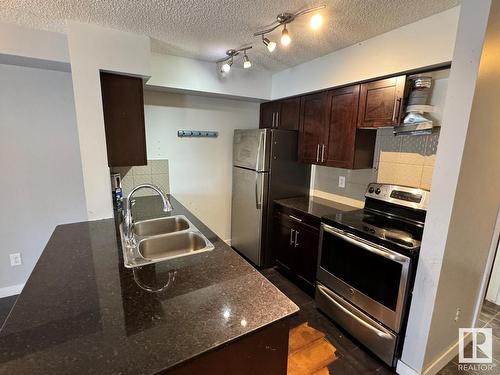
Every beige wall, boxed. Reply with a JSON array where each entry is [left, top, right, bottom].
[[111, 160, 170, 197], [422, 0, 500, 369]]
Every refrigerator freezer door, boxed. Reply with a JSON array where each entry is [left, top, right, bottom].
[[231, 166, 268, 266], [233, 129, 270, 171]]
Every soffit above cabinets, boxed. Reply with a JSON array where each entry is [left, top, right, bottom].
[[0, 0, 458, 72]]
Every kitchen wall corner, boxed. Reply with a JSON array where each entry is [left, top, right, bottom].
[[111, 159, 170, 197]]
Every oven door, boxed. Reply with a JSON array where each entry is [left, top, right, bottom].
[[317, 223, 411, 332]]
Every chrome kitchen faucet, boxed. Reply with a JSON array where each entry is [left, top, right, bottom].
[[123, 184, 173, 244]]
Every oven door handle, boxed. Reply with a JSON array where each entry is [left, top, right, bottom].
[[317, 284, 393, 339], [321, 224, 410, 264]]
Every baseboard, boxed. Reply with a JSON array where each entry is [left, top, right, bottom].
[[0, 283, 24, 298], [224, 239, 232, 246], [422, 333, 472, 375], [397, 360, 420, 375]]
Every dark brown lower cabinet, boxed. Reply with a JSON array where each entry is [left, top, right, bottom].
[[165, 318, 290, 375], [274, 210, 320, 292]]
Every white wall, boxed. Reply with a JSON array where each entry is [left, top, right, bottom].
[[0, 21, 69, 64], [271, 7, 460, 99], [0, 64, 87, 293], [144, 90, 259, 240], [66, 22, 151, 220], [399, 1, 493, 373], [148, 53, 272, 100]]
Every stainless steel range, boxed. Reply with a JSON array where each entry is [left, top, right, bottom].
[[315, 183, 429, 367]]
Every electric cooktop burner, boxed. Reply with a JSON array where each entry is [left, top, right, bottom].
[[323, 209, 423, 251]]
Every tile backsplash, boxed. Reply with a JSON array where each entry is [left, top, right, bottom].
[[111, 159, 170, 197], [314, 129, 438, 202]]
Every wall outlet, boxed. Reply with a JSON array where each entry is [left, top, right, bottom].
[[454, 307, 461, 322], [9, 253, 22, 267], [338, 176, 346, 188]]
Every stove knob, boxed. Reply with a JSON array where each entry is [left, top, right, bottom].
[[375, 188, 381, 195], [368, 187, 375, 193]]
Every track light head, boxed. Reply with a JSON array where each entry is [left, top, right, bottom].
[[281, 25, 291, 46], [221, 57, 232, 73], [243, 53, 251, 69], [262, 36, 277, 52], [310, 13, 323, 30]]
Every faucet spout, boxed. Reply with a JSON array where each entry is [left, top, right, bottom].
[[123, 184, 172, 243]]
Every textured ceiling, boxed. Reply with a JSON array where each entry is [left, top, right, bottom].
[[1, 0, 459, 71]]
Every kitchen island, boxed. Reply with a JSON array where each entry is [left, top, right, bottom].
[[0, 196, 298, 374]]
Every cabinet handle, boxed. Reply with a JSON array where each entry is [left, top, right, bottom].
[[321, 144, 325, 163], [272, 112, 275, 128], [392, 97, 402, 123], [289, 215, 303, 223], [276, 112, 279, 128], [316, 144, 320, 163], [294, 230, 299, 248], [290, 229, 294, 246], [395, 97, 402, 124]]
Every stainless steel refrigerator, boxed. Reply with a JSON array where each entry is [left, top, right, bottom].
[[231, 129, 311, 267]]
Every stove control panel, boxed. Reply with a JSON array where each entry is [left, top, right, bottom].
[[365, 183, 429, 211]]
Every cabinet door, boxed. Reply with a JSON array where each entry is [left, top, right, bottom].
[[294, 223, 320, 287], [324, 85, 360, 168], [277, 97, 300, 130], [298, 92, 328, 164], [260, 101, 280, 129], [100, 72, 147, 167], [357, 75, 406, 128], [274, 215, 296, 272]]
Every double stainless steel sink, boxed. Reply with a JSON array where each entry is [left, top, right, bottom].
[[120, 215, 215, 268]]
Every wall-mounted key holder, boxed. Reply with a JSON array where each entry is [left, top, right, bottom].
[[177, 130, 218, 138]]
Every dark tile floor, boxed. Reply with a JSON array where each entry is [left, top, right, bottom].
[[260, 267, 500, 375], [260, 267, 395, 374], [0, 294, 18, 330], [0, 272, 498, 375]]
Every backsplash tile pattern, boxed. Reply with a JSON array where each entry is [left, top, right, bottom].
[[314, 129, 439, 202], [375, 128, 438, 190], [111, 159, 170, 197]]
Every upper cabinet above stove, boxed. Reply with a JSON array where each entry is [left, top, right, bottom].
[[357, 75, 406, 129]]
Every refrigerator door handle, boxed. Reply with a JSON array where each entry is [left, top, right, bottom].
[[255, 173, 264, 210], [256, 131, 264, 171]]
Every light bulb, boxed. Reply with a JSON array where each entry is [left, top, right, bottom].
[[243, 54, 251, 69], [262, 37, 277, 53], [221, 58, 232, 73], [310, 13, 323, 30], [281, 26, 291, 46]]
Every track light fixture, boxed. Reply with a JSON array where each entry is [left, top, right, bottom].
[[262, 35, 277, 53], [254, 5, 326, 49], [216, 46, 252, 74]]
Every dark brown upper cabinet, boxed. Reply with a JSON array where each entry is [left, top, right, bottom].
[[100, 72, 147, 167], [323, 85, 376, 169], [260, 101, 281, 129], [298, 92, 328, 164], [357, 75, 406, 128], [259, 97, 300, 130]]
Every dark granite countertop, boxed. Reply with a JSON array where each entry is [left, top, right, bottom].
[[0, 196, 298, 374], [274, 196, 359, 219]]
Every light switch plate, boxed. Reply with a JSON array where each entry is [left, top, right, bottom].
[[9, 253, 22, 266], [338, 176, 346, 188]]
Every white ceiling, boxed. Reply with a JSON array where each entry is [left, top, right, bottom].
[[1, 0, 458, 72]]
